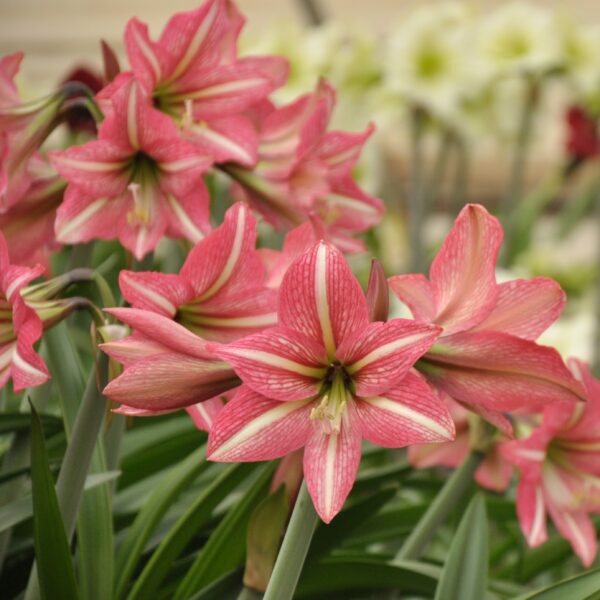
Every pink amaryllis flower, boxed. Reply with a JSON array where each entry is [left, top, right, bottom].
[[117, 202, 277, 341], [207, 241, 454, 522], [408, 393, 513, 492], [112, 0, 287, 166], [0, 231, 49, 391], [224, 80, 384, 251], [50, 78, 211, 259], [389, 203, 585, 424], [501, 359, 600, 567]]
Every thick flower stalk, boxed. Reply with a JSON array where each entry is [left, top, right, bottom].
[[117, 202, 277, 341], [224, 80, 384, 250], [207, 241, 455, 522], [0, 231, 49, 390], [111, 0, 287, 166], [389, 203, 586, 426], [50, 78, 212, 259], [501, 359, 600, 567]]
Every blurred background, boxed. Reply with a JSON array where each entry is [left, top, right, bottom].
[[3, 0, 600, 364]]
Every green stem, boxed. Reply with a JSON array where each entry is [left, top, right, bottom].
[[263, 481, 319, 600], [408, 107, 427, 273], [424, 128, 453, 213], [393, 451, 484, 562], [501, 78, 538, 266]]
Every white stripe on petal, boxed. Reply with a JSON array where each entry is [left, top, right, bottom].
[[315, 243, 335, 358], [224, 347, 326, 378], [210, 398, 312, 460], [324, 432, 338, 518], [530, 486, 546, 545], [199, 205, 246, 300], [12, 349, 46, 379], [515, 448, 546, 462], [167, 195, 205, 243], [133, 27, 161, 81], [193, 402, 213, 429], [123, 275, 177, 315], [363, 396, 453, 438], [57, 198, 108, 241], [176, 78, 266, 101], [0, 344, 14, 370], [127, 84, 139, 149], [346, 332, 430, 375], [55, 158, 127, 172], [190, 124, 254, 165], [326, 193, 380, 215], [6, 272, 33, 302], [562, 512, 590, 559], [160, 156, 207, 173]]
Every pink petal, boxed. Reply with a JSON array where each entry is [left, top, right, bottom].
[[429, 204, 502, 335], [119, 270, 193, 317], [105, 307, 212, 359], [124, 18, 165, 91], [421, 331, 586, 412], [388, 274, 436, 323], [186, 395, 225, 432], [516, 479, 548, 547], [187, 115, 258, 167], [472, 278, 565, 340], [163, 186, 211, 245], [207, 386, 313, 461], [103, 352, 238, 410], [547, 503, 597, 567], [408, 432, 470, 470], [180, 202, 265, 301], [153, 141, 210, 198], [279, 241, 369, 359], [476, 450, 514, 492], [356, 372, 454, 447], [100, 334, 168, 366], [303, 405, 362, 523], [338, 320, 441, 396], [3, 263, 44, 302], [212, 327, 327, 401], [0, 230, 9, 271], [49, 141, 129, 197], [317, 124, 375, 179]]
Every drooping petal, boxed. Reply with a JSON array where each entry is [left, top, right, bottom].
[[207, 386, 313, 461], [212, 327, 327, 401], [105, 307, 212, 359], [303, 405, 362, 523], [279, 241, 369, 359], [429, 204, 502, 335], [546, 503, 597, 567], [355, 372, 454, 447], [420, 331, 586, 412], [100, 334, 168, 366], [339, 320, 441, 396], [103, 352, 238, 410], [472, 278, 565, 340], [388, 274, 436, 323], [164, 187, 211, 245], [516, 479, 548, 548]]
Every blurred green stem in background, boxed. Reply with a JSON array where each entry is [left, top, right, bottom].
[[501, 77, 539, 266], [408, 106, 427, 273], [593, 174, 600, 375]]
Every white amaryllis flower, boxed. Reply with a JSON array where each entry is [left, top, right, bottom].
[[385, 3, 475, 123], [476, 2, 560, 80]]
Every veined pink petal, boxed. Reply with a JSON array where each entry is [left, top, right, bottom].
[[100, 335, 168, 366], [207, 386, 313, 461], [355, 372, 454, 447], [105, 307, 212, 359], [304, 405, 362, 523], [119, 270, 193, 317], [563, 359, 600, 441], [388, 274, 436, 323], [187, 115, 258, 166], [49, 141, 129, 197], [338, 320, 441, 397], [547, 503, 597, 567], [472, 278, 565, 340], [0, 230, 9, 271], [3, 263, 44, 302], [279, 241, 369, 359], [124, 18, 166, 91], [112, 405, 176, 417], [429, 204, 502, 335], [516, 480, 548, 548], [212, 327, 327, 401], [180, 202, 264, 301], [317, 124, 374, 179], [421, 331, 586, 411], [164, 187, 211, 245], [476, 450, 514, 492], [153, 140, 210, 197], [0, 52, 23, 108], [103, 352, 238, 410], [186, 395, 225, 432]]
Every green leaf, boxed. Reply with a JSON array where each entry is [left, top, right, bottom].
[[174, 463, 276, 599], [114, 445, 209, 600], [187, 569, 243, 600], [297, 558, 439, 597], [29, 402, 79, 600], [514, 566, 600, 599], [126, 462, 257, 600], [0, 412, 62, 434], [434, 493, 488, 600]]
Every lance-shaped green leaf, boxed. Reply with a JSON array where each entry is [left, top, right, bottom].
[[0, 412, 62, 434], [114, 445, 209, 599], [514, 566, 600, 600], [433, 493, 488, 600], [174, 464, 276, 599], [29, 402, 79, 600], [126, 463, 257, 600]]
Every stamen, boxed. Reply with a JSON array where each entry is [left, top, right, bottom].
[[127, 182, 152, 225]]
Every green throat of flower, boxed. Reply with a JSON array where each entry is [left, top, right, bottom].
[[310, 366, 354, 435]]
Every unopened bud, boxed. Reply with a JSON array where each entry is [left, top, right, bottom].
[[366, 258, 389, 322]]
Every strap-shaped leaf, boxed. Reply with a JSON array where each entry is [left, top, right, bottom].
[[29, 403, 79, 600], [433, 493, 488, 600], [514, 567, 600, 600]]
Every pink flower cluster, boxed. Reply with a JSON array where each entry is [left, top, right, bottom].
[[1, 0, 599, 566]]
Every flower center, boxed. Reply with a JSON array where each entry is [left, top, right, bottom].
[[310, 366, 353, 435]]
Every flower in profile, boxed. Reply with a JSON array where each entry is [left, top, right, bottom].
[[501, 359, 600, 567], [207, 241, 453, 522], [50, 78, 211, 259], [389, 204, 585, 426], [117, 202, 277, 341], [114, 0, 287, 166], [0, 231, 49, 391], [225, 80, 384, 250]]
